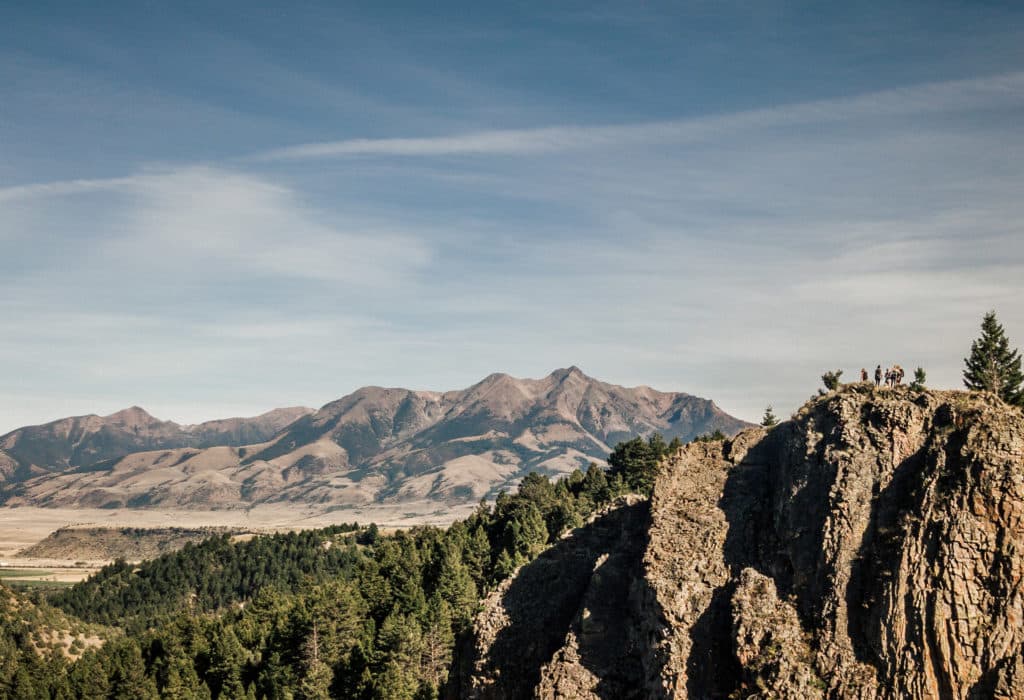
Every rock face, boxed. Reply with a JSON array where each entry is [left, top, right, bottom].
[[447, 497, 650, 700], [3, 368, 747, 509], [452, 385, 1024, 698]]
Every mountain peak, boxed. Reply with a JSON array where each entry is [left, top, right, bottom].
[[549, 366, 589, 381], [475, 371, 513, 386], [105, 406, 159, 425]]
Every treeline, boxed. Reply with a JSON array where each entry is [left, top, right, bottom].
[[3, 433, 686, 699]]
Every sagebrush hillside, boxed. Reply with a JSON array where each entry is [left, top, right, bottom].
[[18, 526, 247, 561], [0, 582, 107, 665]]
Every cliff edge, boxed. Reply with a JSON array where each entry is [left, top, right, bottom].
[[452, 385, 1024, 698]]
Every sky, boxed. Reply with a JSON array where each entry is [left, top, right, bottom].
[[2, 0, 1024, 433]]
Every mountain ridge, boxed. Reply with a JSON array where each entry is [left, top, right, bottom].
[[1, 368, 749, 509], [0, 406, 314, 484]]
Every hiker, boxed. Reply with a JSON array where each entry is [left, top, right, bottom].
[[885, 368, 893, 388], [896, 365, 904, 385], [861, 368, 869, 382], [874, 365, 882, 387]]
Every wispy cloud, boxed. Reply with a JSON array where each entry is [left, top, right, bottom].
[[254, 71, 1024, 161], [5, 71, 1021, 202], [113, 167, 434, 285], [1, 166, 433, 285], [0, 175, 140, 203]]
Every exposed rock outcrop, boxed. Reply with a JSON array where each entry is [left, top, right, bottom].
[[448, 497, 649, 699], [731, 567, 824, 699], [452, 386, 1024, 698]]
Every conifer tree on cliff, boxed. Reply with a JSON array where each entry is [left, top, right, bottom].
[[963, 311, 1024, 406]]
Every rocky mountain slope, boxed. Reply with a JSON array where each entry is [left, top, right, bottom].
[[0, 406, 312, 484], [452, 384, 1024, 699], [1, 368, 747, 509]]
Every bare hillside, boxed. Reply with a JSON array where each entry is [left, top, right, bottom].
[[0, 406, 313, 485], [2, 368, 748, 509]]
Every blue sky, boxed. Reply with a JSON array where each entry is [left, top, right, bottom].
[[2, 0, 1024, 432]]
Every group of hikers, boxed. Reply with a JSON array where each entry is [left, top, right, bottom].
[[861, 365, 904, 387], [860, 364, 909, 384]]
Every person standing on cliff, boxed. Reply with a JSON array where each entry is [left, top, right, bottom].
[[861, 368, 869, 382], [875, 365, 882, 387]]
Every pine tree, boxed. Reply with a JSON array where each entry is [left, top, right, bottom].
[[375, 612, 424, 700], [162, 651, 206, 700], [606, 434, 667, 495], [10, 666, 37, 700], [909, 367, 927, 392], [298, 620, 333, 700], [374, 659, 420, 700], [963, 311, 1024, 405], [506, 503, 548, 562], [579, 463, 608, 509], [420, 595, 455, 690], [821, 370, 843, 392], [68, 649, 111, 700], [433, 545, 478, 626], [492, 550, 517, 582], [104, 638, 158, 699], [205, 625, 246, 699], [760, 405, 779, 427], [462, 526, 491, 589], [299, 581, 367, 667]]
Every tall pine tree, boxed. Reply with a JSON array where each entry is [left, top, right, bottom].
[[963, 311, 1024, 406]]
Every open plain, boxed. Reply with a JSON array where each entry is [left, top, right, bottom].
[[0, 502, 477, 583]]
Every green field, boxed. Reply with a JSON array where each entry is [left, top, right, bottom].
[[5, 579, 76, 590], [0, 568, 54, 578]]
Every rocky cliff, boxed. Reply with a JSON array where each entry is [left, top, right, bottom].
[[452, 385, 1024, 698]]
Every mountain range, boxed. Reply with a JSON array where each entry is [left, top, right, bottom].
[[0, 406, 311, 483], [0, 368, 748, 509]]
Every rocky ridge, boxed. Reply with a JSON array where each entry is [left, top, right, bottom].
[[448, 496, 649, 699], [3, 368, 747, 509], [0, 406, 312, 484], [453, 385, 1024, 698]]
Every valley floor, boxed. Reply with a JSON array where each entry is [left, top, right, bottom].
[[0, 502, 478, 579]]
